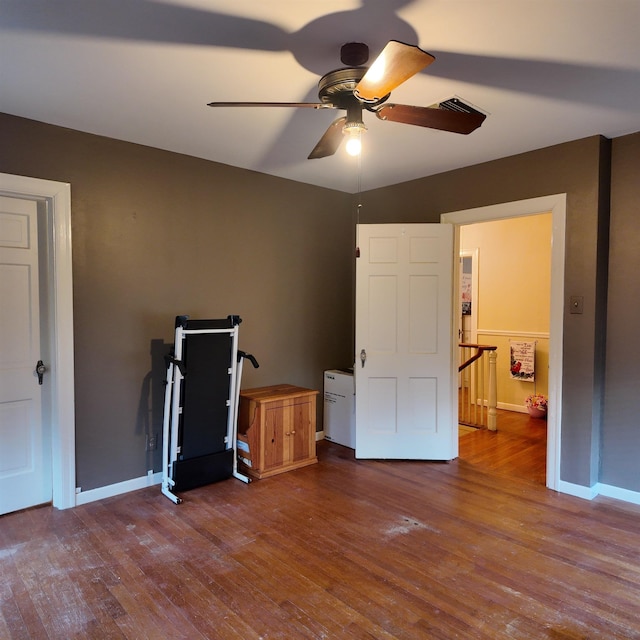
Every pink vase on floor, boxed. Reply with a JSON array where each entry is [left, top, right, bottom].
[[527, 406, 547, 419]]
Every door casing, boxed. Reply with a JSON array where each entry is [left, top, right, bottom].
[[0, 172, 76, 510]]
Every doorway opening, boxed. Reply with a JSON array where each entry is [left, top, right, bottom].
[[457, 214, 550, 484], [442, 194, 566, 492]]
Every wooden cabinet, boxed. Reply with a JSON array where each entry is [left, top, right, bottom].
[[237, 384, 318, 480]]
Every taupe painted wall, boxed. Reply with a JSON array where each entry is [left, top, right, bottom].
[[0, 113, 353, 491], [602, 131, 640, 491], [2, 112, 638, 495]]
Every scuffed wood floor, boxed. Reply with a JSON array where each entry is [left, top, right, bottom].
[[2, 438, 640, 639]]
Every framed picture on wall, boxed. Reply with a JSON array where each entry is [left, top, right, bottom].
[[510, 340, 536, 381]]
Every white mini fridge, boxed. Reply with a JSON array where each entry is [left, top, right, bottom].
[[323, 369, 355, 449]]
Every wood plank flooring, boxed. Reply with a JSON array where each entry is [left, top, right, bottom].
[[2, 434, 640, 639], [459, 407, 548, 486]]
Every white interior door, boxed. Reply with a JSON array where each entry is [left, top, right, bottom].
[[355, 223, 455, 460], [0, 195, 51, 514]]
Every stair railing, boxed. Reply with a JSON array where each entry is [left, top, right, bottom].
[[459, 343, 497, 431]]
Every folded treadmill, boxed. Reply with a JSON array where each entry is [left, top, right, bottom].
[[161, 315, 258, 503]]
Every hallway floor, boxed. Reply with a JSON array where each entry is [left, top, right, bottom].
[[459, 407, 548, 485]]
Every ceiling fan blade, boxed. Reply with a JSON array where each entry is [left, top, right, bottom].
[[308, 117, 346, 159], [354, 41, 435, 103], [208, 101, 332, 109], [375, 104, 486, 134]]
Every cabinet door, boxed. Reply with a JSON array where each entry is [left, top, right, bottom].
[[290, 399, 315, 464], [262, 401, 288, 472]]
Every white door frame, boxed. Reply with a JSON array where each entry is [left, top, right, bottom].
[[442, 194, 566, 492], [0, 172, 76, 510]]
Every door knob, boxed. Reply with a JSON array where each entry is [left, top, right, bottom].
[[360, 348, 367, 368], [35, 360, 47, 385]]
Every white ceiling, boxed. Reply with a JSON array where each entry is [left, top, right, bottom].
[[2, 0, 640, 193]]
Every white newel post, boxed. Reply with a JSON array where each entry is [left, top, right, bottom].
[[488, 349, 497, 431]]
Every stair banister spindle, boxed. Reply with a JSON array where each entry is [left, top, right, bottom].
[[458, 343, 498, 431]]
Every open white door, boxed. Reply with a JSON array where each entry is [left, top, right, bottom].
[[355, 223, 455, 460]]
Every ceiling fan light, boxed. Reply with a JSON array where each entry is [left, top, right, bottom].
[[343, 121, 366, 156], [345, 133, 362, 156]]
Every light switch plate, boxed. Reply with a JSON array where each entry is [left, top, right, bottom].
[[570, 296, 584, 314]]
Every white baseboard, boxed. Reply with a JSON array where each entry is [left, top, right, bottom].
[[556, 480, 640, 506], [75, 470, 162, 506], [316, 430, 325, 441], [596, 483, 640, 506], [469, 399, 528, 413], [557, 480, 600, 501], [497, 401, 528, 413]]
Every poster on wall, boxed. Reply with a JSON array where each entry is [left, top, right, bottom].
[[510, 340, 536, 381]]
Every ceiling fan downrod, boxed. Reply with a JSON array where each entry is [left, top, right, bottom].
[[340, 42, 369, 67]]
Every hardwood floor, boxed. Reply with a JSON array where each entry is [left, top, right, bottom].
[[459, 407, 548, 486], [2, 435, 640, 639]]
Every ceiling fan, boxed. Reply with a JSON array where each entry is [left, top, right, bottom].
[[208, 40, 486, 159]]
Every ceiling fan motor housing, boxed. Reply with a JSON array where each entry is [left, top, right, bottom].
[[317, 67, 390, 112], [318, 68, 367, 108]]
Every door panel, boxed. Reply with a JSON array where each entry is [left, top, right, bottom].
[[0, 195, 51, 514], [409, 275, 438, 352], [264, 405, 285, 472], [368, 378, 397, 433], [408, 377, 437, 433], [355, 223, 455, 460], [369, 276, 397, 351]]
